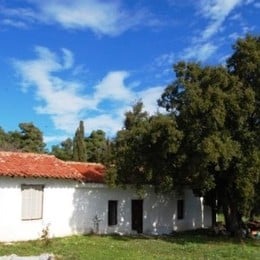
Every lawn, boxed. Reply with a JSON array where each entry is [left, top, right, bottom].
[[0, 231, 259, 259]]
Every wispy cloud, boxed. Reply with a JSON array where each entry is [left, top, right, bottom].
[[180, 0, 245, 62], [183, 42, 218, 62], [1, 0, 160, 36], [199, 0, 243, 40], [1, 19, 28, 29], [13, 46, 164, 138], [0, 5, 36, 28], [147, 52, 176, 81], [13, 47, 92, 132]]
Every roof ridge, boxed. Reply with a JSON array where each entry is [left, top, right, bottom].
[[0, 151, 55, 158], [66, 161, 104, 166]]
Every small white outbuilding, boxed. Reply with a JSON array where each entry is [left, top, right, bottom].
[[0, 151, 212, 242]]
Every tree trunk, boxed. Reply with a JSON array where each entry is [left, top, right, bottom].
[[212, 207, 217, 227], [223, 202, 243, 236]]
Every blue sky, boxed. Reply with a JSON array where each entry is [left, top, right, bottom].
[[0, 0, 259, 147]]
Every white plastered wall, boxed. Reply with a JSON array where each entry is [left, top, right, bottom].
[[0, 177, 212, 242]]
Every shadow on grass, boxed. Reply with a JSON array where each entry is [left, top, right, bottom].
[[101, 229, 260, 247]]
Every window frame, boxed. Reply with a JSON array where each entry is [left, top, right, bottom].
[[21, 184, 44, 221], [108, 200, 118, 226]]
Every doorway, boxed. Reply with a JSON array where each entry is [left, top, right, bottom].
[[131, 200, 143, 233]]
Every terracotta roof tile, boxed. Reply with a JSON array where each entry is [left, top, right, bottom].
[[0, 152, 105, 182], [66, 162, 105, 183]]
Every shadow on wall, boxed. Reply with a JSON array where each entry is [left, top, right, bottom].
[[69, 187, 106, 234], [172, 191, 211, 231], [144, 192, 173, 234], [69, 186, 140, 235]]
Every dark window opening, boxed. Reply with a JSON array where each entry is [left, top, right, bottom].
[[108, 200, 118, 226], [177, 199, 184, 220]]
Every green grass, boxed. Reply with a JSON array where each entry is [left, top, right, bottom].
[[0, 231, 259, 259]]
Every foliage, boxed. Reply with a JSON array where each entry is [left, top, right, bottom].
[[158, 35, 260, 234], [227, 35, 260, 221], [109, 101, 183, 193], [51, 126, 113, 164], [0, 127, 13, 151], [0, 234, 259, 259], [51, 138, 73, 161], [73, 121, 87, 162], [109, 35, 259, 235], [18, 123, 46, 153], [85, 130, 112, 164], [40, 224, 51, 246], [0, 123, 46, 153]]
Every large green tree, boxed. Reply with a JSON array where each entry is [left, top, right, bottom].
[[158, 35, 260, 234], [0, 123, 45, 153], [227, 35, 260, 220], [110, 35, 259, 235], [109, 102, 183, 192], [18, 123, 46, 153]]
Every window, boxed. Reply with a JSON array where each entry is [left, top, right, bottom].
[[21, 185, 44, 220], [108, 200, 117, 226], [177, 199, 184, 220]]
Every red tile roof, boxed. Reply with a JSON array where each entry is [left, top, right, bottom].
[[67, 162, 105, 183], [0, 152, 105, 182]]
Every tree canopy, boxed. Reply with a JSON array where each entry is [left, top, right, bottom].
[[107, 101, 183, 193], [159, 35, 259, 234], [51, 138, 73, 161], [51, 122, 112, 164], [85, 129, 112, 164], [0, 123, 45, 153]]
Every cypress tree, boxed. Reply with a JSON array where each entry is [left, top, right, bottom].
[[73, 121, 87, 162]]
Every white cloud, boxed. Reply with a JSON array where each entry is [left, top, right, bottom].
[[61, 48, 74, 69], [154, 53, 175, 68], [229, 13, 242, 21], [228, 32, 240, 40], [183, 42, 218, 62], [13, 46, 164, 139], [138, 86, 165, 115], [199, 0, 243, 40], [94, 71, 134, 101], [246, 0, 255, 4], [182, 0, 244, 61], [1, 0, 160, 36], [44, 135, 70, 144], [1, 19, 28, 29], [38, 0, 128, 35], [13, 47, 94, 133], [84, 114, 123, 136], [200, 0, 242, 20], [148, 52, 175, 80], [0, 6, 36, 22]]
